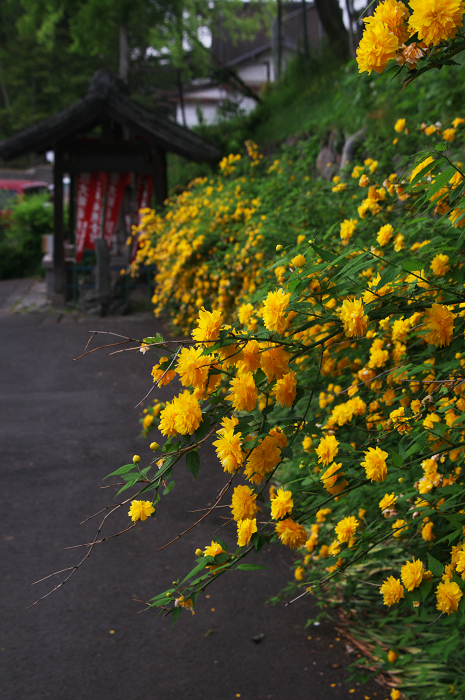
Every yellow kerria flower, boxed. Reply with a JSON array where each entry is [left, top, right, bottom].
[[237, 518, 257, 547], [388, 650, 398, 663], [191, 306, 223, 344], [424, 303, 454, 347], [376, 223, 394, 246], [357, 17, 400, 74], [335, 515, 359, 543], [226, 371, 258, 412], [379, 493, 397, 510], [291, 254, 306, 268], [394, 118, 406, 133], [128, 500, 155, 522], [380, 576, 405, 606], [443, 128, 456, 142], [238, 302, 257, 330], [408, 0, 465, 46], [393, 232, 405, 251], [260, 343, 290, 382], [316, 507, 332, 523], [392, 519, 408, 537], [430, 253, 451, 277], [401, 558, 424, 591], [275, 518, 308, 548], [315, 435, 339, 466], [238, 340, 261, 374], [270, 487, 294, 520], [295, 566, 305, 581], [340, 218, 358, 242], [328, 539, 341, 557], [204, 540, 225, 557], [372, 0, 410, 42], [273, 370, 297, 408], [213, 429, 244, 474], [176, 346, 211, 392], [422, 521, 435, 541], [171, 391, 203, 436], [244, 428, 287, 484], [338, 298, 368, 338], [262, 289, 291, 334], [361, 446, 388, 482], [158, 400, 179, 437], [436, 579, 463, 614]]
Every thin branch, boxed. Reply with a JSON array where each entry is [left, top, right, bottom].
[[153, 476, 234, 552], [73, 339, 133, 361], [64, 523, 136, 548]]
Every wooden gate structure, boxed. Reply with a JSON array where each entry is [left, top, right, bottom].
[[0, 71, 221, 303]]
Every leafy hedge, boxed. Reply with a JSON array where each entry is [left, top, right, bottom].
[[122, 106, 465, 700]]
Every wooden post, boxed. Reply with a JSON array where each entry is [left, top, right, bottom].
[[53, 150, 65, 303], [302, 0, 309, 58], [277, 0, 282, 81], [152, 148, 168, 207]]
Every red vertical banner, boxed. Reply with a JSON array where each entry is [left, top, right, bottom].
[[76, 173, 96, 262], [103, 173, 129, 248], [87, 172, 105, 249]]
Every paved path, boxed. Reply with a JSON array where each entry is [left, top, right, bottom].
[[0, 296, 383, 700], [0, 277, 49, 314]]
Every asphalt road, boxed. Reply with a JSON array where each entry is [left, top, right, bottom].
[[0, 307, 384, 700]]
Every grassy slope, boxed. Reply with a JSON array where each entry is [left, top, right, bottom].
[[168, 54, 465, 193]]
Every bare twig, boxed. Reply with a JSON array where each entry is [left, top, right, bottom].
[[153, 476, 235, 552], [64, 523, 136, 549], [134, 346, 182, 409]]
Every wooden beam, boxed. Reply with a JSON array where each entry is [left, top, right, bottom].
[[53, 151, 65, 301], [153, 148, 168, 207], [64, 152, 154, 174]]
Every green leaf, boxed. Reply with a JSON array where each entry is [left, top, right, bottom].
[[186, 450, 200, 480], [143, 333, 164, 344], [180, 559, 208, 584], [104, 464, 136, 480], [254, 368, 267, 385], [376, 264, 402, 289], [391, 450, 404, 467], [236, 563, 268, 571], [420, 579, 433, 601], [409, 160, 438, 187], [423, 166, 456, 200], [428, 553, 445, 578], [172, 606, 181, 625], [163, 480, 175, 495], [195, 417, 211, 442]]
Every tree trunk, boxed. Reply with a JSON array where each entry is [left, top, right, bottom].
[[119, 24, 129, 84], [314, 0, 350, 62]]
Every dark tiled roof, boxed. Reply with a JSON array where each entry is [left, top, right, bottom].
[[0, 71, 221, 163]]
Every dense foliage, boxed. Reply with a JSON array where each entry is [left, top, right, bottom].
[[0, 191, 52, 279]]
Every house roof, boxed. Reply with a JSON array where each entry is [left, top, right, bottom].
[[0, 71, 221, 163]]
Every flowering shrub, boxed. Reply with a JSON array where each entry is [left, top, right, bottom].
[[44, 25, 465, 695], [106, 121, 465, 698], [357, 0, 465, 87]]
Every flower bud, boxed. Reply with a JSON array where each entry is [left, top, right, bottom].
[[133, 455, 141, 463], [276, 244, 283, 251], [195, 549, 203, 557], [150, 442, 160, 451]]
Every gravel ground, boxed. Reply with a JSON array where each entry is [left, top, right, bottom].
[[0, 290, 384, 700]]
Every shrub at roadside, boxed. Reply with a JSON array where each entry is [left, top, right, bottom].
[[0, 191, 52, 279]]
